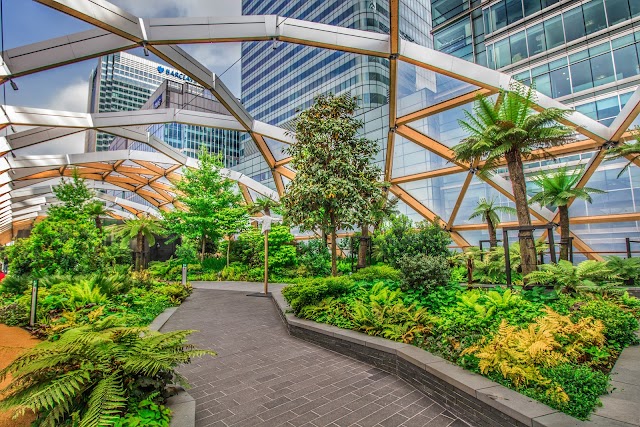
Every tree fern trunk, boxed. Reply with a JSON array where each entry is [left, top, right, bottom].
[[136, 232, 143, 271], [558, 205, 570, 262], [330, 212, 338, 277], [357, 224, 369, 269], [487, 218, 497, 248], [505, 150, 537, 278]]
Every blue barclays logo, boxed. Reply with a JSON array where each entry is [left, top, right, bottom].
[[156, 65, 193, 83]]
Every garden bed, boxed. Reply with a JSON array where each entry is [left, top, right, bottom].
[[272, 289, 640, 426], [277, 272, 640, 424]]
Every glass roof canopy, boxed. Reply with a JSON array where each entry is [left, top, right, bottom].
[[1, 0, 640, 256]]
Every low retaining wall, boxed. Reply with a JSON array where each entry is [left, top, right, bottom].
[[271, 291, 639, 427], [149, 307, 196, 427]]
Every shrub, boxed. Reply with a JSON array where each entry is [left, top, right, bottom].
[[350, 282, 431, 343], [351, 265, 401, 282], [0, 275, 31, 295], [297, 239, 331, 277], [113, 397, 171, 427], [0, 317, 215, 427], [219, 263, 248, 281], [0, 302, 28, 326], [578, 299, 639, 350], [529, 364, 609, 420], [605, 256, 640, 286], [462, 308, 606, 414], [373, 215, 451, 267], [398, 254, 450, 292], [282, 276, 354, 314]]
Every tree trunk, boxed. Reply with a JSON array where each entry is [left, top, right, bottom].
[[201, 235, 206, 261], [227, 236, 232, 267], [487, 217, 497, 248], [505, 149, 537, 278], [357, 224, 369, 269], [558, 205, 570, 262], [136, 232, 143, 271], [95, 216, 102, 233], [330, 213, 338, 277]]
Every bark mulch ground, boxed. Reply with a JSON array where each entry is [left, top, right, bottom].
[[0, 324, 40, 427]]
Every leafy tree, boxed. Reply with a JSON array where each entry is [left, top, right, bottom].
[[164, 148, 245, 261], [231, 225, 297, 274], [607, 126, 640, 177], [219, 207, 249, 267], [109, 215, 164, 271], [469, 197, 516, 248], [6, 172, 104, 276], [356, 189, 394, 269], [529, 166, 605, 261], [282, 94, 384, 276], [49, 169, 94, 220], [454, 84, 574, 276]]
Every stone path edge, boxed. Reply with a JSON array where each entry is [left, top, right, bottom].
[[150, 306, 195, 427], [270, 288, 639, 427]]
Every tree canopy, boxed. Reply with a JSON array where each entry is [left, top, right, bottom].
[[282, 93, 385, 275]]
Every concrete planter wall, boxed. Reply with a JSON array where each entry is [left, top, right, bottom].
[[149, 307, 196, 427], [271, 291, 640, 427]]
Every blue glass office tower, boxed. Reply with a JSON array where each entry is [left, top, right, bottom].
[[238, 0, 433, 188]]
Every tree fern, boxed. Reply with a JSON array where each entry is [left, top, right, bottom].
[[0, 317, 215, 426]]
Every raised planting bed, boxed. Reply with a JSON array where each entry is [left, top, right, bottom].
[[271, 289, 640, 427]]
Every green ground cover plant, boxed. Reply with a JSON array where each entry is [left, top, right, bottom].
[[0, 317, 214, 427], [282, 271, 640, 420], [0, 268, 191, 338]]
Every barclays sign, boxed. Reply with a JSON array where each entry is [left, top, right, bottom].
[[157, 65, 195, 83]]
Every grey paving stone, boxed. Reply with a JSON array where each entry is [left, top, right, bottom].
[[161, 285, 472, 427]]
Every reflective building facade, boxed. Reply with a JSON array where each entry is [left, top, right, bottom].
[[428, 0, 640, 255], [109, 80, 243, 168], [87, 52, 200, 152]]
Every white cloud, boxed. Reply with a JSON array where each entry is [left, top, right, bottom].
[[47, 78, 89, 113], [110, 0, 241, 18]]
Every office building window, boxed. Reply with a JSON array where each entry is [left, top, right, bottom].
[[527, 23, 546, 55], [605, 0, 631, 26], [544, 15, 565, 50], [570, 60, 593, 92], [613, 44, 640, 80], [505, 0, 523, 25], [494, 37, 512, 68], [510, 31, 528, 63], [583, 0, 607, 35], [563, 6, 586, 43], [589, 52, 615, 87]]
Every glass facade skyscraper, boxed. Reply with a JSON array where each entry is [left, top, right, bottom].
[[238, 0, 433, 188], [87, 51, 201, 152], [428, 0, 640, 255], [109, 80, 243, 168]]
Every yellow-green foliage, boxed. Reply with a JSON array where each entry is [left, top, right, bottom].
[[351, 282, 430, 343], [462, 308, 605, 404]]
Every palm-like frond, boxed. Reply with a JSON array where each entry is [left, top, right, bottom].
[[454, 84, 573, 176], [529, 166, 605, 208], [607, 127, 640, 177], [469, 197, 516, 226]]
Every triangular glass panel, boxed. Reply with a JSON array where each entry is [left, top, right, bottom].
[[398, 172, 470, 221], [264, 137, 290, 161], [391, 134, 451, 178], [396, 61, 479, 118]]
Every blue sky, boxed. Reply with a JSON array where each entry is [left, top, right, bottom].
[[2, 0, 243, 113]]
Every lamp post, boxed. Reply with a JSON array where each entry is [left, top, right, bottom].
[[248, 215, 282, 297]]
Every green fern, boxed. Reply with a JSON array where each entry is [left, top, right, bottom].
[[525, 260, 621, 293], [0, 317, 215, 426]]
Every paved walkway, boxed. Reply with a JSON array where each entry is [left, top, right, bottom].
[[161, 282, 471, 427]]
